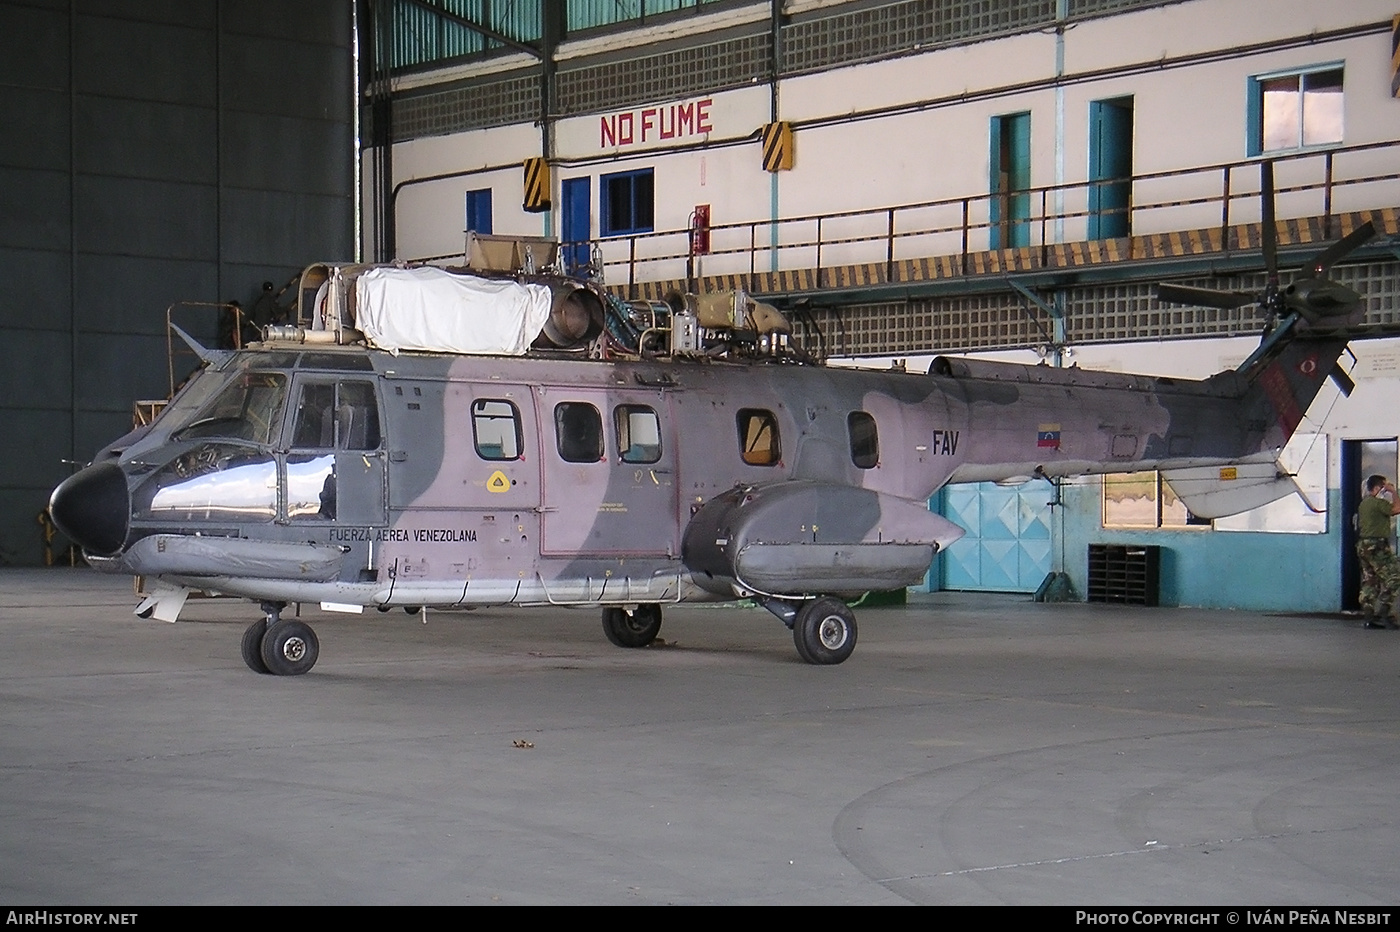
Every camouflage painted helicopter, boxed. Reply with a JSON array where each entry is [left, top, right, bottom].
[[49, 170, 1375, 674]]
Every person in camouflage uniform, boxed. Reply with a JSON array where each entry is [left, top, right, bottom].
[[1357, 474, 1400, 629]]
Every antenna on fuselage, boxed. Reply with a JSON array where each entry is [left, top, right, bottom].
[[170, 322, 234, 367]]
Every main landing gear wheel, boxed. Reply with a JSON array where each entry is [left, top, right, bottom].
[[793, 597, 857, 665], [241, 619, 271, 674], [259, 619, 320, 676], [602, 604, 662, 648]]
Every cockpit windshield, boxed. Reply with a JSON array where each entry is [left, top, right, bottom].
[[172, 372, 288, 446]]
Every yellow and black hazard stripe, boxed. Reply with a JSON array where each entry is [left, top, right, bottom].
[[523, 157, 550, 212], [1392, 15, 1400, 98], [761, 122, 794, 172]]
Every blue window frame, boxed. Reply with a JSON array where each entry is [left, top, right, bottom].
[[465, 188, 493, 234], [600, 169, 654, 237]]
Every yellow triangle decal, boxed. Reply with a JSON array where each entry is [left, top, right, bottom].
[[487, 470, 511, 493]]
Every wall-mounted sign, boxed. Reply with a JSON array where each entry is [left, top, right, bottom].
[[600, 98, 714, 150]]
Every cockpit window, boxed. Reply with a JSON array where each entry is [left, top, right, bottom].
[[173, 372, 287, 446], [289, 380, 381, 450], [133, 444, 278, 523], [299, 352, 373, 371]]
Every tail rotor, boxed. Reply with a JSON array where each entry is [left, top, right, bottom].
[[1156, 160, 1374, 331]]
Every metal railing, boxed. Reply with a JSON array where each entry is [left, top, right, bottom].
[[566, 139, 1400, 294]]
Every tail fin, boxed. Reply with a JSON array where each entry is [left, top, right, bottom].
[[1239, 316, 1351, 450]]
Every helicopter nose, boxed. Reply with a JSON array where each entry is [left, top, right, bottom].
[[49, 462, 131, 557]]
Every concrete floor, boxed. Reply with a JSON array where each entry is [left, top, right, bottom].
[[1, 567, 1398, 905]]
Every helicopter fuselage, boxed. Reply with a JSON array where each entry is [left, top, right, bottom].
[[61, 338, 1311, 607]]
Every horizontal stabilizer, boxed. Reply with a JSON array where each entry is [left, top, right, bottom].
[[1159, 462, 1301, 520]]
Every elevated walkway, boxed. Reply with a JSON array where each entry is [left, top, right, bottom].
[[583, 141, 1400, 310], [612, 207, 1400, 307]]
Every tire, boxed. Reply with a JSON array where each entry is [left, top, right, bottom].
[[241, 619, 271, 674], [259, 619, 320, 676], [793, 597, 857, 665], [602, 604, 662, 648]]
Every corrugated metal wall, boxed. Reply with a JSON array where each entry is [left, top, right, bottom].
[[0, 0, 354, 565]]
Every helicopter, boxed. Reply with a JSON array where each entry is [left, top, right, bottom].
[[48, 168, 1375, 674]]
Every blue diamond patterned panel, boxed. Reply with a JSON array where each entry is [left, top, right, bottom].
[[936, 481, 1053, 592]]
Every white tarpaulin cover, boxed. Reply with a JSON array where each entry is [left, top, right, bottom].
[[355, 266, 553, 355]]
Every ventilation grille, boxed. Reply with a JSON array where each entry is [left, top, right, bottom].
[[385, 0, 1187, 141]]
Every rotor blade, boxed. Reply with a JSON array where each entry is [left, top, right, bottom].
[[1156, 283, 1256, 309], [1260, 160, 1277, 279], [1308, 220, 1376, 275]]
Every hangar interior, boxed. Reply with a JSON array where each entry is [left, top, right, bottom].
[[8, 0, 1400, 615], [1, 1, 355, 566]]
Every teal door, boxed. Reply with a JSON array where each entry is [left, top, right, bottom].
[[936, 481, 1053, 592], [989, 112, 1031, 249], [1089, 97, 1133, 239]]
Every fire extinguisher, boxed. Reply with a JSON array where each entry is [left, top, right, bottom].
[[689, 204, 711, 257]]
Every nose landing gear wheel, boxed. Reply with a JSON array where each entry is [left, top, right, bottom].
[[259, 619, 320, 676], [602, 604, 662, 648], [793, 597, 857, 665]]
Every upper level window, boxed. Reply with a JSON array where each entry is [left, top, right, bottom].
[[848, 411, 879, 469], [601, 169, 654, 236], [555, 402, 604, 463], [472, 399, 523, 461], [1249, 65, 1343, 155], [737, 409, 781, 466], [465, 188, 493, 234], [615, 405, 662, 464]]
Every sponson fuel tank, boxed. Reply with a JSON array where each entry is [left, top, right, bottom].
[[682, 480, 965, 599]]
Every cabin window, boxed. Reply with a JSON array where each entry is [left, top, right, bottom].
[[848, 411, 879, 469], [555, 402, 604, 463], [615, 404, 662, 464], [472, 399, 523, 460], [737, 409, 781, 466], [1248, 64, 1343, 155], [289, 380, 381, 450]]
